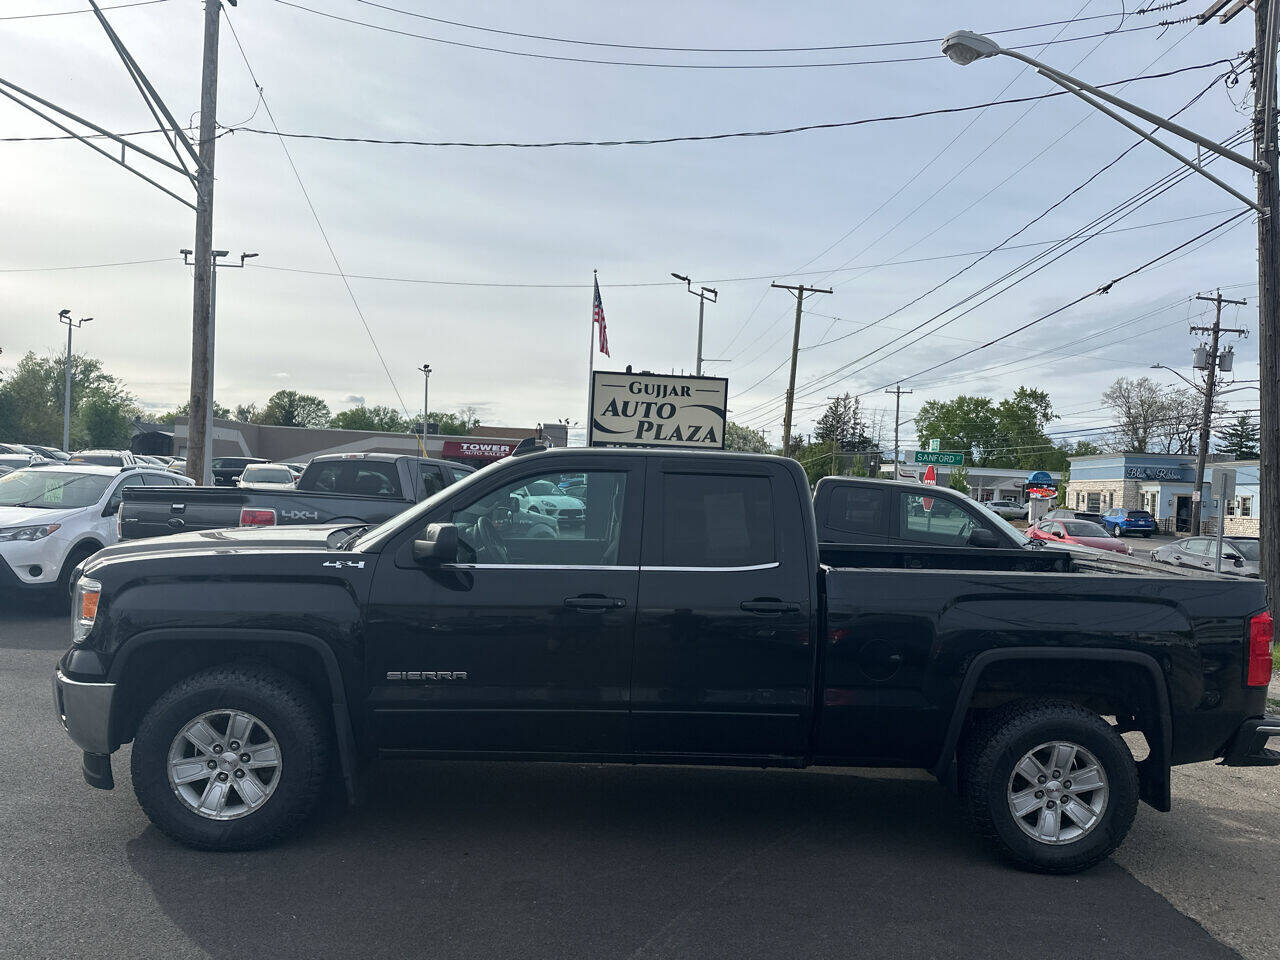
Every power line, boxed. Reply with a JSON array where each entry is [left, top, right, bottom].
[[221, 8, 418, 430], [3, 60, 1233, 144], [345, 2, 1133, 53], [269, 0, 1173, 70], [0, 0, 170, 21]]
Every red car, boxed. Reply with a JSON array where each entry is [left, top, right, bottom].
[[1027, 518, 1133, 555]]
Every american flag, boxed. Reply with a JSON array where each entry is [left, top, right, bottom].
[[593, 274, 610, 357]]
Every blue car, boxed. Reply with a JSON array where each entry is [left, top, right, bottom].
[[1101, 508, 1155, 538]]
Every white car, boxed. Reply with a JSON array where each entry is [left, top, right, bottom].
[[985, 498, 1028, 520], [0, 464, 192, 598], [237, 463, 298, 488], [511, 479, 585, 524]]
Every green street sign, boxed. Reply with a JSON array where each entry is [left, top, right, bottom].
[[928, 438, 940, 452], [914, 450, 964, 466]]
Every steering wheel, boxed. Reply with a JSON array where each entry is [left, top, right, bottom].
[[473, 514, 509, 563]]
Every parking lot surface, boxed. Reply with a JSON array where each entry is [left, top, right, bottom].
[[3, 600, 1276, 960]]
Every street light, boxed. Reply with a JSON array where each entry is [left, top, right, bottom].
[[57, 310, 93, 453], [671, 271, 718, 376], [418, 364, 432, 437], [941, 30, 1265, 212]]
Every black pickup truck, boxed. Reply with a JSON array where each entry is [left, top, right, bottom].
[[53, 447, 1277, 873], [119, 452, 474, 539]]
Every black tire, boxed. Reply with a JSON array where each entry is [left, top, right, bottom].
[[131, 664, 330, 851], [962, 700, 1138, 874], [54, 543, 99, 611], [1142, 532, 1152, 539]]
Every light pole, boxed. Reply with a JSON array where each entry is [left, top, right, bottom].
[[671, 273, 718, 376], [181, 248, 257, 483], [418, 364, 432, 436], [943, 26, 1277, 597], [58, 309, 92, 452]]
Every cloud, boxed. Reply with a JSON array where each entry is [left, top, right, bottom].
[[272, 372, 290, 379], [343, 394, 366, 406]]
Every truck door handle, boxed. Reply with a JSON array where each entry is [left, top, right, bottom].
[[740, 599, 800, 614], [564, 595, 626, 610]]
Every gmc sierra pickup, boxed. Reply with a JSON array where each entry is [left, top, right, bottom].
[[118, 452, 474, 539], [53, 447, 1277, 873]]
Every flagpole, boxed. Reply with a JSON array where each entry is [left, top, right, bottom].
[[587, 269, 596, 447]]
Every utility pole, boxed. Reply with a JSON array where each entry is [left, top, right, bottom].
[[418, 364, 432, 435], [885, 384, 913, 480], [1190, 290, 1249, 535], [1253, 0, 1280, 608], [185, 0, 225, 486], [771, 282, 832, 457], [57, 310, 93, 452], [671, 273, 718, 376]]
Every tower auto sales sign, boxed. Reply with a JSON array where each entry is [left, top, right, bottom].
[[589, 370, 728, 449]]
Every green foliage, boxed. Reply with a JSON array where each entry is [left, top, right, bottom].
[[254, 390, 332, 428], [331, 404, 411, 433], [949, 463, 970, 494], [1217, 414, 1260, 460], [151, 400, 231, 424], [724, 421, 770, 453], [424, 407, 482, 436], [233, 403, 258, 423], [915, 386, 1063, 470], [0, 351, 138, 449]]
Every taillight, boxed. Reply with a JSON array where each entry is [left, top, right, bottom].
[[239, 507, 276, 527], [1247, 611, 1274, 686]]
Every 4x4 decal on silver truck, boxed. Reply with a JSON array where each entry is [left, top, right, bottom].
[[281, 509, 320, 521], [322, 560, 366, 569]]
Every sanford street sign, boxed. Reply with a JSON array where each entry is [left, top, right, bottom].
[[913, 449, 965, 466]]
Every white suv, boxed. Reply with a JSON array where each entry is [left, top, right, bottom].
[[0, 464, 193, 598]]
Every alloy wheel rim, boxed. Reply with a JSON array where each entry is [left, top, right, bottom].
[[167, 709, 282, 821], [1006, 740, 1109, 845]]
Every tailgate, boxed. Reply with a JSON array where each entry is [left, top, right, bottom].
[[120, 485, 245, 540]]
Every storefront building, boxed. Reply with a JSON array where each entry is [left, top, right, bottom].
[[879, 463, 1062, 503], [1065, 453, 1259, 535]]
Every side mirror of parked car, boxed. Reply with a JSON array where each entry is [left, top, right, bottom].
[[1231, 555, 1244, 567], [412, 523, 459, 565], [1052, 530, 1065, 539], [968, 528, 1001, 548]]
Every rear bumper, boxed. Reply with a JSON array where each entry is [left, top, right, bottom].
[[1221, 716, 1280, 766]]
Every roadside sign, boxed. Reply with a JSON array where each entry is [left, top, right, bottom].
[[922, 464, 936, 512], [913, 450, 964, 466], [1211, 467, 1236, 503], [928, 438, 940, 452], [588, 370, 727, 449]]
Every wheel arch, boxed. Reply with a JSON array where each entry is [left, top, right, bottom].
[[933, 647, 1172, 812], [108, 627, 360, 803]]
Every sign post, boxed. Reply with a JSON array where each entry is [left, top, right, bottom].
[[588, 370, 728, 449], [1211, 467, 1237, 573]]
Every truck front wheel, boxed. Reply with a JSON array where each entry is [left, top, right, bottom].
[[130, 664, 330, 850], [963, 701, 1138, 874]]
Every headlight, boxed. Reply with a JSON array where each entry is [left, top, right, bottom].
[[541, 500, 558, 508], [0, 523, 61, 542], [72, 577, 101, 644]]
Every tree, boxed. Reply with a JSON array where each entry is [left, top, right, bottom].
[[813, 394, 856, 449], [152, 400, 231, 424], [724, 421, 770, 453], [1217, 413, 1260, 459], [233, 403, 258, 423], [255, 390, 331, 428], [330, 404, 411, 433], [949, 463, 970, 494], [0, 351, 138, 448], [914, 394, 998, 465], [990, 387, 1057, 469], [1100, 377, 1208, 453], [423, 407, 482, 436]]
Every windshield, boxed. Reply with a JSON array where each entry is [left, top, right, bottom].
[[1229, 540, 1261, 561], [966, 500, 1030, 545], [242, 466, 293, 483], [0, 469, 110, 508], [1062, 520, 1108, 537]]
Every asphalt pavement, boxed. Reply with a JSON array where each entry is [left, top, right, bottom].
[[2, 599, 1276, 960]]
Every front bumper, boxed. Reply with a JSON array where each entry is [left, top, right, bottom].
[[52, 668, 115, 755], [0, 535, 66, 587], [1221, 716, 1280, 766]]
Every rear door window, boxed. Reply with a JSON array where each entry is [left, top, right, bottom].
[[660, 473, 775, 568], [823, 485, 887, 539]]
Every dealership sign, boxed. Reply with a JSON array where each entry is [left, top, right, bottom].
[[589, 370, 727, 449], [440, 439, 516, 461]]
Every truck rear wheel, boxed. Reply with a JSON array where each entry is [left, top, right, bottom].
[[130, 664, 329, 851], [962, 701, 1138, 874]]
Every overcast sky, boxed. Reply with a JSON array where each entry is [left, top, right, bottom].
[[0, 0, 1263, 452]]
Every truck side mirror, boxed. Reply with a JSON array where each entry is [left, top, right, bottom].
[[968, 528, 1000, 548], [413, 522, 459, 564], [1232, 555, 1244, 567]]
